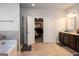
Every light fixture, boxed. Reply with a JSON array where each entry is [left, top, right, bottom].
[[66, 12, 77, 18], [32, 3, 35, 6]]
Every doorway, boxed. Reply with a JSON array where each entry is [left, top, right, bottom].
[[35, 18, 43, 43]]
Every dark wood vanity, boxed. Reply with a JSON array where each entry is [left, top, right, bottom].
[[59, 32, 79, 52]]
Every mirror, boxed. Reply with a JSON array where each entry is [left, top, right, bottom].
[[67, 17, 76, 30], [66, 12, 77, 32]]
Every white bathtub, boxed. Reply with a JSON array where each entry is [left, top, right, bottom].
[[0, 40, 17, 56]]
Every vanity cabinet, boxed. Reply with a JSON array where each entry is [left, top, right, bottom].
[[64, 33, 70, 46], [59, 32, 64, 44], [69, 35, 75, 49], [59, 32, 79, 52], [59, 32, 70, 46], [75, 36, 79, 52]]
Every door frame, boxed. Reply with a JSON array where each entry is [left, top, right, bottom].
[[25, 16, 53, 45], [34, 17, 44, 43], [33, 16, 45, 43]]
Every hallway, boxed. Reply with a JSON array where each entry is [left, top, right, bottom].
[[20, 43, 78, 56]]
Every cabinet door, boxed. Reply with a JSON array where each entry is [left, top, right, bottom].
[[64, 33, 69, 46], [75, 36, 79, 52], [59, 32, 64, 44], [69, 35, 75, 49]]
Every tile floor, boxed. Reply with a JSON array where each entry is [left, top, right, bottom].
[[18, 43, 79, 56]]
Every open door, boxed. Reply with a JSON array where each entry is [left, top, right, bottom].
[[27, 16, 35, 46]]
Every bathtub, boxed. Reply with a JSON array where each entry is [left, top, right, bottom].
[[0, 40, 17, 56]]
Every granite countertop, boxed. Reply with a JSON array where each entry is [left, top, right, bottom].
[[59, 31, 79, 36], [0, 40, 17, 54]]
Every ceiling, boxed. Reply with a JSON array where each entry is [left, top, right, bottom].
[[20, 3, 77, 10]]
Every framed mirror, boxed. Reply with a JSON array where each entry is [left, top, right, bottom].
[[67, 16, 76, 30], [66, 12, 77, 32]]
